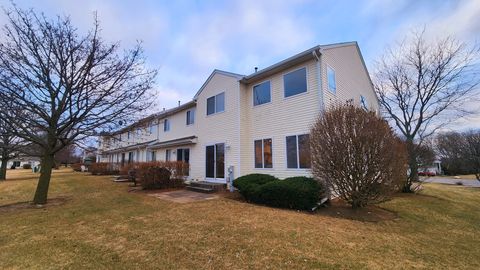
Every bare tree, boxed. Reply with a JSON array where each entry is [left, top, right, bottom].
[[310, 105, 407, 208], [0, 101, 25, 180], [55, 143, 81, 167], [373, 30, 480, 192], [0, 7, 157, 204]]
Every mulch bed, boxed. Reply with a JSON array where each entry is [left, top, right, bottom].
[[0, 197, 70, 213]]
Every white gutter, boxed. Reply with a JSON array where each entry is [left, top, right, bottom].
[[313, 48, 325, 113]]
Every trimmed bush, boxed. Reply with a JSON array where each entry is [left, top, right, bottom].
[[233, 174, 278, 202], [136, 162, 186, 190], [71, 163, 83, 172], [89, 162, 119, 175], [233, 174, 325, 210], [258, 177, 323, 210], [22, 164, 32, 169]]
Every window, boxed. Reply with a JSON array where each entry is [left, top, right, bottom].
[[165, 149, 171, 161], [286, 134, 311, 169], [186, 109, 195, 125], [254, 138, 273, 168], [206, 92, 225, 115], [253, 81, 271, 106], [128, 152, 134, 164], [177, 148, 190, 176], [164, 119, 170, 132], [327, 66, 336, 93], [127, 131, 131, 140], [136, 128, 141, 137], [360, 95, 368, 110], [147, 151, 156, 162], [149, 122, 157, 134], [284, 67, 307, 97]]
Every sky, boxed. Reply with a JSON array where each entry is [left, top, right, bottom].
[[1, 0, 479, 130]]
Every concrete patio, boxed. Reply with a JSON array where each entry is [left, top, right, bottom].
[[147, 190, 219, 203]]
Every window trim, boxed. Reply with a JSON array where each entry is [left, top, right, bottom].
[[327, 65, 336, 94], [186, 109, 195, 125], [285, 134, 311, 170], [254, 138, 273, 169], [163, 119, 170, 132], [283, 66, 308, 99], [165, 149, 171, 161], [206, 92, 226, 116], [252, 80, 272, 107]]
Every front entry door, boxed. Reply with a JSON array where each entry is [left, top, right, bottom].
[[205, 143, 225, 183]]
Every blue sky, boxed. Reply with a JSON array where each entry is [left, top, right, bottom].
[[1, 0, 479, 129]]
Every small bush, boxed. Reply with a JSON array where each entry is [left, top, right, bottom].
[[258, 177, 324, 210], [89, 162, 119, 175], [22, 164, 32, 169], [136, 162, 186, 190], [233, 174, 278, 201], [233, 174, 325, 210], [71, 163, 83, 172]]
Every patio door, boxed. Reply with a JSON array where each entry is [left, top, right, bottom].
[[205, 143, 225, 183]]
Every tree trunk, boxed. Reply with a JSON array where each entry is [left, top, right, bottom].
[[404, 138, 418, 193], [0, 157, 8, 180], [33, 154, 55, 205]]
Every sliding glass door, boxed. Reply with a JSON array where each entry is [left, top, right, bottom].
[[205, 143, 225, 182]]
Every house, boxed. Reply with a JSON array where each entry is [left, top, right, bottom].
[[97, 42, 379, 186]]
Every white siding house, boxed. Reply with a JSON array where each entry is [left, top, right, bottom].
[[98, 42, 379, 185]]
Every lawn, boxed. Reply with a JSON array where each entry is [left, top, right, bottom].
[[0, 169, 479, 269]]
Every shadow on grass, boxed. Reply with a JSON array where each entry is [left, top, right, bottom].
[[0, 197, 70, 212]]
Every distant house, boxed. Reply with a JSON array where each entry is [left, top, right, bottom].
[[1, 156, 40, 169], [97, 42, 379, 184]]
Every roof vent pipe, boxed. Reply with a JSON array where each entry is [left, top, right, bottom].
[[178, 101, 181, 106], [254, 67, 258, 72], [163, 108, 165, 111]]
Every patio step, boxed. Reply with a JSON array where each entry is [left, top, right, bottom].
[[186, 181, 226, 193]]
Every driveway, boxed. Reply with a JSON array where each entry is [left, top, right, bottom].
[[421, 176, 480, 187]]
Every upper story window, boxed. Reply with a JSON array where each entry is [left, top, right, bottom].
[[327, 66, 336, 94], [127, 131, 131, 140], [149, 122, 157, 134], [253, 81, 271, 106], [206, 92, 225, 115], [186, 109, 195, 125], [360, 95, 368, 110], [136, 128, 141, 137], [284, 67, 307, 98], [254, 138, 273, 168], [164, 119, 170, 132], [286, 134, 311, 169]]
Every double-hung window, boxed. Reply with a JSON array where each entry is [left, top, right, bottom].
[[186, 109, 195, 125], [165, 149, 171, 161], [327, 66, 336, 94], [286, 134, 311, 169], [254, 138, 273, 168], [253, 81, 271, 106], [164, 119, 170, 132], [206, 92, 225, 115], [284, 67, 307, 98]]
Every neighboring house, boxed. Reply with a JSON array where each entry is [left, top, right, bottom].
[[97, 42, 379, 184], [1, 157, 40, 169]]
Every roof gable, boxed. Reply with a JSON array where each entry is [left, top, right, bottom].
[[193, 69, 244, 100]]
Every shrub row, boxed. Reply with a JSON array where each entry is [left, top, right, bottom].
[[89, 162, 119, 175], [233, 174, 325, 211], [136, 162, 185, 190]]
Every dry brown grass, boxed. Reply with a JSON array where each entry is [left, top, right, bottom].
[[0, 169, 479, 269]]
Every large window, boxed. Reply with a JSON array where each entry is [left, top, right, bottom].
[[286, 134, 311, 169], [254, 138, 273, 168], [186, 109, 195, 125], [284, 67, 307, 98], [147, 150, 156, 162], [327, 66, 336, 94], [149, 122, 157, 134], [164, 119, 170, 132], [253, 81, 271, 106], [206, 92, 225, 115]]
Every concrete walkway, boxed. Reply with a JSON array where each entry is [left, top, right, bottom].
[[421, 176, 480, 187], [147, 190, 219, 203]]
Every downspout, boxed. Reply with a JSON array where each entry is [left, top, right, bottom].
[[313, 48, 325, 113]]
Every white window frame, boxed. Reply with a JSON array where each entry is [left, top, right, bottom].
[[186, 109, 195, 125], [206, 92, 225, 116], [165, 149, 171, 161], [327, 65, 336, 94], [283, 67, 308, 98], [164, 119, 170, 132], [254, 138, 273, 169], [252, 80, 272, 107], [285, 134, 311, 169]]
